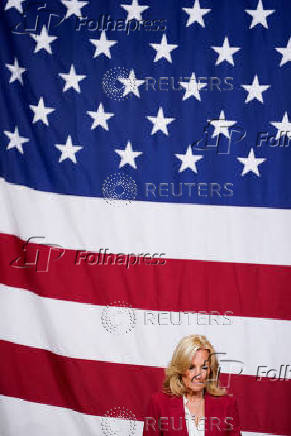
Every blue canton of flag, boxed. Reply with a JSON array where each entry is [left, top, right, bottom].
[[0, 0, 290, 207]]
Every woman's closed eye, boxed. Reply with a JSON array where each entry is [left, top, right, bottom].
[[189, 364, 209, 370]]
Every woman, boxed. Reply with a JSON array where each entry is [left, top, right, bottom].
[[143, 334, 241, 435]]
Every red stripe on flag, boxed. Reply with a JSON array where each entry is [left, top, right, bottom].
[[0, 233, 290, 320]]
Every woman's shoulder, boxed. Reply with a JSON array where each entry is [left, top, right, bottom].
[[208, 392, 239, 407], [224, 392, 240, 407], [149, 391, 181, 404], [221, 392, 239, 402]]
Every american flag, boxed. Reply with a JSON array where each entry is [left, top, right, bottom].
[[0, 0, 291, 435]]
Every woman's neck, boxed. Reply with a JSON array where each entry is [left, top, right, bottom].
[[185, 388, 205, 400]]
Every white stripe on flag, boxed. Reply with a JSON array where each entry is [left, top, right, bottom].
[[0, 394, 142, 436], [0, 395, 285, 436], [1, 178, 291, 265], [0, 284, 289, 376]]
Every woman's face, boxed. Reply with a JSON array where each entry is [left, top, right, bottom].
[[182, 348, 211, 393]]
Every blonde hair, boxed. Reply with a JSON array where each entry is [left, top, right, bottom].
[[162, 334, 226, 397]]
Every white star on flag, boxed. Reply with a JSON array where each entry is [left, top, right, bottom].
[[245, 0, 275, 29], [30, 25, 58, 54], [55, 135, 83, 163], [5, 0, 25, 13], [87, 103, 114, 131], [182, 0, 211, 28], [241, 75, 270, 103], [146, 106, 175, 135], [118, 69, 145, 97], [90, 31, 118, 59], [208, 110, 237, 138], [4, 126, 30, 154], [61, 0, 88, 19], [275, 37, 291, 67], [175, 145, 203, 173], [29, 97, 55, 125], [179, 72, 207, 101], [5, 58, 26, 84], [150, 34, 178, 63], [59, 64, 86, 93], [211, 36, 240, 66], [237, 148, 266, 176], [120, 0, 149, 22], [115, 141, 143, 169], [270, 112, 291, 140]]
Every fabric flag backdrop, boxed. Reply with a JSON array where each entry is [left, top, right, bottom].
[[0, 0, 291, 435]]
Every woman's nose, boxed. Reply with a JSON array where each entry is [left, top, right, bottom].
[[191, 369, 202, 379]]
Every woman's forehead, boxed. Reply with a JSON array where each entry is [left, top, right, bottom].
[[190, 348, 210, 362]]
